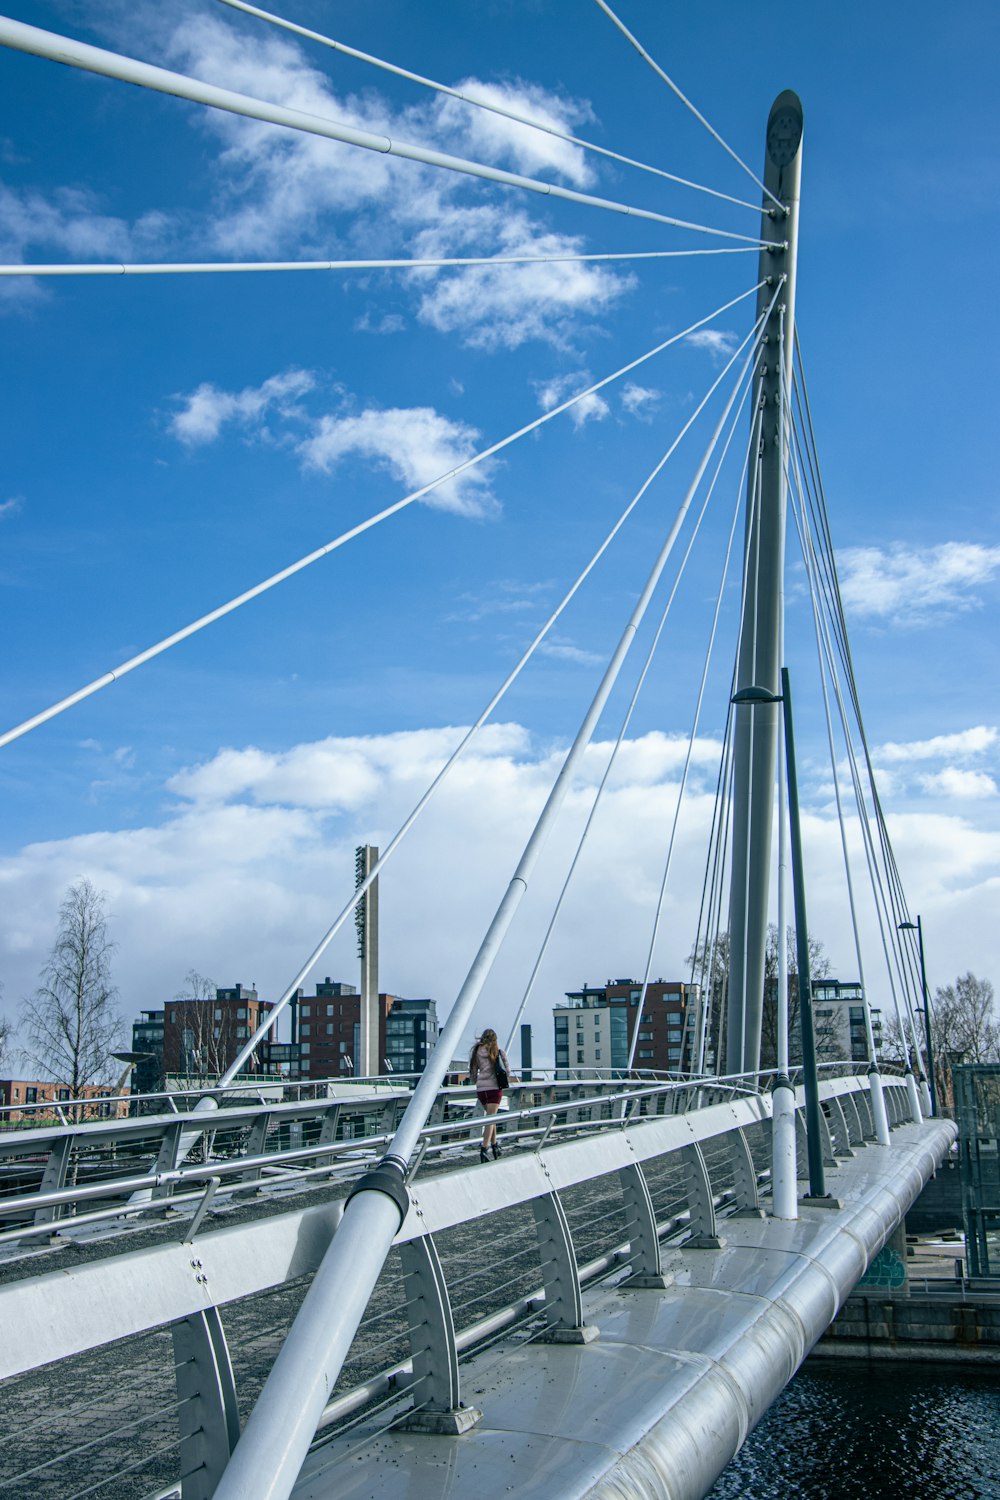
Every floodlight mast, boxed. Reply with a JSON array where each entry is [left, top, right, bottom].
[[725, 91, 803, 1076]]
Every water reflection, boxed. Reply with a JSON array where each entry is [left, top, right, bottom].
[[709, 1363, 1000, 1500]]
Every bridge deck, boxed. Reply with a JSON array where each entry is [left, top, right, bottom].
[[294, 1119, 955, 1500]]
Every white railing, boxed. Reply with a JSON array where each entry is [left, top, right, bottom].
[[0, 1069, 914, 1500]]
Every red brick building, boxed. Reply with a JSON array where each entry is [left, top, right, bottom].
[[0, 1078, 124, 1122], [554, 978, 701, 1074]]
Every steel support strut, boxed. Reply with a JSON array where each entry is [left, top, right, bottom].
[[726, 92, 803, 1075]]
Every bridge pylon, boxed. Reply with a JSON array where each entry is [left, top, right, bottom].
[[726, 91, 803, 1076]]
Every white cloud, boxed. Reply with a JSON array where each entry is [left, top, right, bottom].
[[536, 638, 605, 667], [621, 382, 661, 419], [170, 369, 316, 445], [297, 404, 496, 518], [878, 725, 997, 764], [447, 579, 550, 624], [685, 329, 738, 361], [431, 78, 595, 187], [354, 310, 406, 335], [918, 768, 998, 800], [0, 495, 23, 520], [410, 214, 632, 350], [148, 10, 629, 349], [3, 724, 999, 1064], [534, 371, 609, 429], [838, 543, 1000, 624], [11, 7, 630, 348], [168, 367, 497, 517], [0, 181, 168, 308]]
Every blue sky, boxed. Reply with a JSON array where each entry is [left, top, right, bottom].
[[1, 0, 998, 1063]]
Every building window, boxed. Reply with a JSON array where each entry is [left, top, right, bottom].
[[595, 1049, 602, 1060], [300, 1043, 310, 1055], [25, 1087, 38, 1103], [300, 1005, 311, 1018], [213, 1026, 221, 1039], [58, 1088, 70, 1101], [326, 1023, 334, 1035], [300, 1024, 311, 1037], [214, 1009, 222, 1020], [638, 1050, 654, 1059], [576, 1050, 585, 1063], [326, 1005, 334, 1017], [236, 1026, 247, 1039], [638, 1030, 653, 1042], [236, 1007, 247, 1019]]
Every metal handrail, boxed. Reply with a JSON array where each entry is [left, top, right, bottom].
[[0, 1064, 888, 1247], [0, 1074, 746, 1230]]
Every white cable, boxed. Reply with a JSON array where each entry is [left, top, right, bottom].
[[217, 0, 763, 214], [592, 0, 785, 214], [784, 400, 878, 1065], [0, 18, 766, 247], [382, 295, 780, 1170], [627, 394, 765, 1071], [220, 296, 772, 1084], [0, 247, 758, 277], [0, 282, 762, 753], [503, 354, 759, 1055], [786, 471, 914, 1065]]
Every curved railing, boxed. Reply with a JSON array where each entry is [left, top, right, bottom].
[[0, 1069, 920, 1500]]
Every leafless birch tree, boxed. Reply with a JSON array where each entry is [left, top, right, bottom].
[[20, 879, 123, 1094]]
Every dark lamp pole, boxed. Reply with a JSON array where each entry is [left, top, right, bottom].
[[899, 917, 935, 1116], [732, 668, 826, 1199]]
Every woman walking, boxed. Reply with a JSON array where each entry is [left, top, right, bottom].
[[470, 1029, 514, 1163]]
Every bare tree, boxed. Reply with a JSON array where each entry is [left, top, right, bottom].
[[687, 930, 729, 1071], [0, 991, 12, 1076], [761, 925, 834, 1070], [20, 880, 123, 1095], [172, 969, 225, 1080], [687, 925, 834, 1073], [882, 971, 998, 1111]]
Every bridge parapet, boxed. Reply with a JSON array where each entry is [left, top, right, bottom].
[[0, 1069, 925, 1500]]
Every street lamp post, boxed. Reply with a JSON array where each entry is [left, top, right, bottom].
[[899, 916, 935, 1116], [733, 669, 827, 1200]]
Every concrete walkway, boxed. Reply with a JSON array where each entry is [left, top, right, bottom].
[[294, 1119, 955, 1500]]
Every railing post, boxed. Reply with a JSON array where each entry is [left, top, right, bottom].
[[531, 1192, 598, 1343], [152, 1120, 188, 1197], [826, 1096, 855, 1157], [818, 1105, 838, 1167], [618, 1163, 671, 1288], [840, 1090, 866, 1148], [397, 1233, 481, 1434], [317, 1103, 341, 1163], [240, 1111, 272, 1182], [33, 1133, 74, 1225], [171, 1306, 240, 1500], [867, 1068, 892, 1146], [729, 1126, 765, 1217], [682, 1141, 725, 1248]]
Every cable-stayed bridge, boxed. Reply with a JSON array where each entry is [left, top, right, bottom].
[[0, 6, 954, 1499]]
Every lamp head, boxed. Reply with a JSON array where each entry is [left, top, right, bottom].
[[731, 685, 782, 706]]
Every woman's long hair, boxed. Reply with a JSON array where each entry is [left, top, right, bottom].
[[469, 1028, 499, 1076]]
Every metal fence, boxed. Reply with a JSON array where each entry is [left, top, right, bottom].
[[0, 1068, 913, 1500], [954, 1062, 1000, 1277]]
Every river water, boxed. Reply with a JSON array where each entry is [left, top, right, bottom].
[[709, 1361, 1000, 1500]]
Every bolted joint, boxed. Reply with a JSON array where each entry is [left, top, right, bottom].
[[345, 1160, 410, 1226]]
